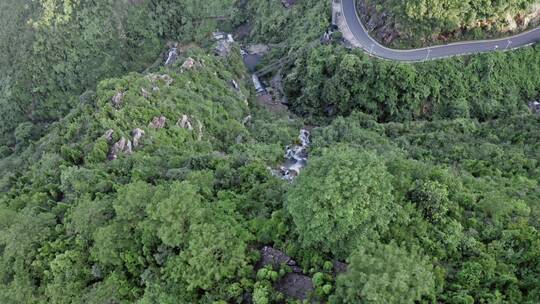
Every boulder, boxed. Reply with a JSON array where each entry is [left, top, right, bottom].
[[111, 91, 124, 108], [177, 115, 193, 130], [141, 87, 150, 99], [257, 246, 301, 273], [333, 261, 348, 274], [247, 44, 270, 55], [215, 40, 232, 57], [181, 57, 202, 70], [149, 116, 167, 129], [281, 0, 297, 9], [230, 79, 240, 91], [132, 128, 145, 148], [102, 129, 114, 142], [146, 74, 173, 87], [108, 137, 132, 160], [242, 115, 252, 125], [274, 273, 314, 300]]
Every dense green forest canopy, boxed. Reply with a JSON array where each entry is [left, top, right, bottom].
[[0, 0, 237, 148], [359, 0, 540, 47], [285, 44, 540, 122], [0, 0, 539, 303]]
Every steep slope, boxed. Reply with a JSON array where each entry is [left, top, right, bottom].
[[0, 48, 300, 303]]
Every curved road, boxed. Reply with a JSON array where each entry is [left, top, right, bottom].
[[341, 0, 540, 61]]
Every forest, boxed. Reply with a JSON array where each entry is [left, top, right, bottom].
[[359, 0, 540, 47], [0, 0, 539, 303]]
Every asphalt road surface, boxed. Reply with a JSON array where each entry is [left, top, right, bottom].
[[341, 0, 540, 62]]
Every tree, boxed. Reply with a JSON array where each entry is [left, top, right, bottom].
[[286, 147, 395, 258], [330, 242, 436, 304], [149, 181, 253, 295], [408, 180, 450, 223]]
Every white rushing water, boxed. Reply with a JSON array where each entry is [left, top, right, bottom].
[[165, 47, 178, 65], [275, 129, 310, 181]]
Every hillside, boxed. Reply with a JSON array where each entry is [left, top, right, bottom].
[[358, 0, 540, 48], [0, 1, 539, 303]]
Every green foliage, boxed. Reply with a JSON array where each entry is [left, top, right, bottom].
[[361, 0, 538, 48], [330, 242, 436, 304], [241, 0, 330, 49], [1, 1, 540, 303], [286, 45, 540, 123], [0, 47, 300, 302], [312, 112, 540, 303], [408, 180, 450, 223], [286, 146, 395, 258], [0, 0, 241, 147]]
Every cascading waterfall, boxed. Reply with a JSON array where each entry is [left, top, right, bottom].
[[165, 47, 178, 65], [275, 129, 310, 181]]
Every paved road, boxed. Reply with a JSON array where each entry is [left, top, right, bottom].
[[341, 0, 540, 61]]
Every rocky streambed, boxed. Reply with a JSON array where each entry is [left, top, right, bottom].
[[271, 129, 310, 181]]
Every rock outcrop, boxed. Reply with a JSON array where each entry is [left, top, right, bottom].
[[177, 115, 193, 131], [256, 246, 314, 300], [333, 261, 348, 274], [273, 129, 310, 180], [149, 116, 167, 129], [274, 273, 313, 300], [146, 74, 174, 87], [181, 57, 202, 70], [242, 115, 252, 125], [258, 246, 303, 273], [108, 137, 132, 160], [132, 128, 145, 148], [230, 79, 240, 91], [111, 91, 125, 109], [141, 87, 150, 99], [102, 129, 115, 142]]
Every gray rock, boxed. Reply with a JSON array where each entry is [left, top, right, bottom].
[[109, 137, 124, 160], [125, 140, 133, 154], [102, 129, 114, 142], [112, 91, 124, 109], [149, 116, 167, 129], [141, 87, 150, 98], [274, 273, 314, 300], [242, 115, 252, 125], [182, 57, 202, 70], [258, 246, 296, 270], [236, 135, 243, 144], [146, 74, 173, 87], [215, 40, 232, 57], [333, 261, 348, 274], [108, 137, 132, 160], [231, 79, 240, 91], [132, 128, 145, 148], [177, 115, 193, 130]]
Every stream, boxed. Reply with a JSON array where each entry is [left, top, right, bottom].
[[211, 34, 312, 181], [274, 129, 310, 181]]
